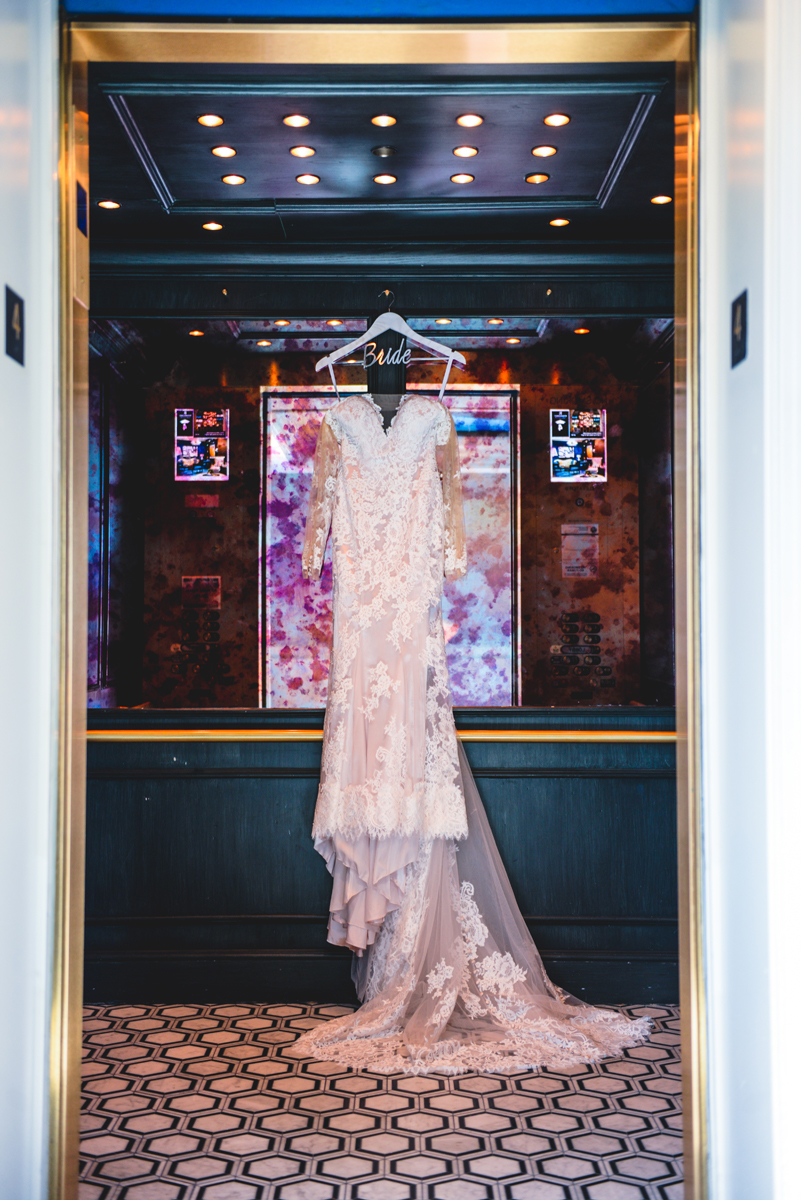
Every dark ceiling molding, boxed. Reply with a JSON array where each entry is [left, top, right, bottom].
[[596, 93, 657, 208], [91, 241, 673, 271], [172, 197, 600, 218], [99, 79, 668, 99], [106, 93, 175, 212], [89, 269, 674, 320]]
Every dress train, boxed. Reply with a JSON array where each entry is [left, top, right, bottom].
[[294, 743, 651, 1075]]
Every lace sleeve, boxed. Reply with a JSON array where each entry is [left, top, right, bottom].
[[436, 410, 467, 580], [302, 415, 340, 581]]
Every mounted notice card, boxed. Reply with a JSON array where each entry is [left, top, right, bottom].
[[175, 409, 229, 481], [181, 576, 222, 609], [550, 408, 607, 482], [561, 524, 600, 579]]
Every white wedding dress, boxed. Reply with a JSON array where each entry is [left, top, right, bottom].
[[296, 392, 650, 1074]]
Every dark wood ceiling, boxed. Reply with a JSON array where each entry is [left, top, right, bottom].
[[88, 61, 676, 318]]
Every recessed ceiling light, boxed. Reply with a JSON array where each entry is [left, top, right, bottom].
[[506, 337, 521, 344], [373, 174, 397, 185], [257, 339, 272, 346], [221, 174, 245, 185], [435, 318, 452, 324], [526, 173, 550, 185], [487, 318, 504, 325], [457, 114, 483, 127], [453, 146, 478, 158], [451, 173, 474, 184], [371, 114, 397, 127], [284, 114, 310, 127], [275, 320, 290, 326], [532, 145, 557, 158], [188, 329, 204, 337], [651, 194, 673, 204], [97, 200, 120, 209], [550, 218, 570, 227], [326, 319, 343, 326], [574, 327, 590, 335], [202, 221, 223, 230], [198, 114, 224, 127], [211, 146, 236, 158], [296, 173, 320, 185], [290, 146, 315, 158], [345, 358, 358, 363], [544, 113, 570, 127], [372, 145, 396, 157]]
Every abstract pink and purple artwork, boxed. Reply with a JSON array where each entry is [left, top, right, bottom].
[[260, 386, 516, 707]]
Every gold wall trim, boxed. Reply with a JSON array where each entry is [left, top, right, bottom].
[[70, 21, 691, 67], [674, 34, 707, 1200], [60, 17, 700, 1200], [86, 728, 677, 744]]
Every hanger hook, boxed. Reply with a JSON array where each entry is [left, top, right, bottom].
[[378, 289, 395, 312]]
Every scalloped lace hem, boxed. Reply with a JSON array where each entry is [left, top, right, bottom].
[[293, 1012, 653, 1076]]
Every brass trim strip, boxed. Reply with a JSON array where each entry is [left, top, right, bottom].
[[86, 728, 677, 744], [60, 17, 699, 1200], [70, 21, 692, 67]]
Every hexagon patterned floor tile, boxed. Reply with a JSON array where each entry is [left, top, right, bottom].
[[79, 1005, 681, 1199]]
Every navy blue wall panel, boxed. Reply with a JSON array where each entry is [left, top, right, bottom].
[[84, 709, 678, 1007]]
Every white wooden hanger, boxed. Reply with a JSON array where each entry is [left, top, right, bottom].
[[316, 292, 466, 402]]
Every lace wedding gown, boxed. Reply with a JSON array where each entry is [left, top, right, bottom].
[[296, 392, 650, 1074]]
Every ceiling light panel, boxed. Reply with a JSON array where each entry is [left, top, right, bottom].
[[107, 90, 667, 207]]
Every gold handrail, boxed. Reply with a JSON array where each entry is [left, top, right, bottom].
[[86, 728, 677, 744]]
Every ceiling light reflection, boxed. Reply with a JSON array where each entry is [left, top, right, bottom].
[[296, 174, 320, 185], [283, 114, 310, 127], [197, 114, 224, 127], [544, 113, 570, 127], [457, 114, 483, 127], [371, 114, 396, 127], [532, 146, 557, 158], [221, 174, 245, 185], [211, 146, 236, 157]]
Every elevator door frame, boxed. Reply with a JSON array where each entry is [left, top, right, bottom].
[[56, 20, 700, 1200]]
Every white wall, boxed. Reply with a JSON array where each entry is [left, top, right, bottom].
[[0, 0, 58, 1194], [700, 0, 801, 1196]]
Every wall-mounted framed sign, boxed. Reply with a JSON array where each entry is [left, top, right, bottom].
[[175, 409, 229, 481], [550, 408, 607, 483]]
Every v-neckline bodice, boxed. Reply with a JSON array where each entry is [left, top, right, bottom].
[[363, 392, 412, 437]]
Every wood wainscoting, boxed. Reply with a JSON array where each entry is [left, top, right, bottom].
[[84, 707, 678, 1006]]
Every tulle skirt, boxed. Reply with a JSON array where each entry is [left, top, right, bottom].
[[294, 743, 652, 1075]]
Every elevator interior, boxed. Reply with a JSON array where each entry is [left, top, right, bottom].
[[86, 59, 678, 713]]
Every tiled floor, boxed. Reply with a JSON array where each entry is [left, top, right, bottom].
[[80, 1003, 682, 1200]]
